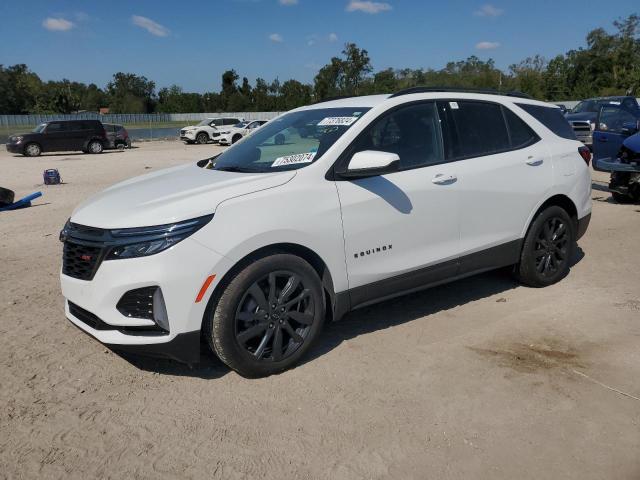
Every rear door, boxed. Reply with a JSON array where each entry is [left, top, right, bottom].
[[438, 100, 552, 268], [593, 105, 639, 162], [66, 121, 89, 150]]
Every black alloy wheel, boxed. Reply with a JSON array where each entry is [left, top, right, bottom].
[[205, 253, 324, 377], [533, 216, 569, 278], [234, 271, 314, 362], [516, 205, 575, 287]]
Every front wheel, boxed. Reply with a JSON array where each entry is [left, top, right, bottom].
[[24, 143, 41, 157], [88, 140, 103, 154], [515, 206, 575, 287], [196, 132, 209, 144], [205, 254, 325, 378]]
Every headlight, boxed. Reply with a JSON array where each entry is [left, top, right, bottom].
[[105, 214, 213, 260], [219, 131, 230, 135], [590, 122, 595, 131], [13, 136, 23, 143]]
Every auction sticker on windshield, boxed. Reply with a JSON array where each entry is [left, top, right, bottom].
[[317, 117, 359, 126], [272, 152, 316, 167]]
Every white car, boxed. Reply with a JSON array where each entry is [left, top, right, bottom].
[[179, 117, 242, 144], [60, 89, 592, 377], [217, 120, 268, 146]]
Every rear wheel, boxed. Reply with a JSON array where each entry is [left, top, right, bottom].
[[232, 134, 242, 144], [205, 254, 325, 378], [515, 206, 575, 287], [196, 132, 209, 144], [24, 143, 41, 157], [611, 191, 634, 204], [88, 140, 103, 154]]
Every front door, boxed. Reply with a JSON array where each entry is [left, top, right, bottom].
[[593, 105, 639, 162], [334, 101, 461, 307]]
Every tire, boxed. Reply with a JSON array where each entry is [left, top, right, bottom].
[[23, 143, 41, 157], [515, 206, 575, 288], [0, 186, 15, 206], [88, 140, 103, 154], [611, 191, 634, 204], [116, 142, 126, 151], [196, 132, 209, 144], [231, 134, 242, 144], [204, 253, 325, 378]]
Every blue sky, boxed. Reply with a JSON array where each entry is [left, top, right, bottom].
[[0, 0, 637, 93]]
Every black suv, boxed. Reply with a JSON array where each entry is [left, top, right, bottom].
[[6, 120, 108, 157]]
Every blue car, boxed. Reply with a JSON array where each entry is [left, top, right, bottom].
[[593, 105, 640, 202]]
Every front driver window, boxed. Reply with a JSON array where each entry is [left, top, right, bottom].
[[351, 102, 444, 169], [599, 107, 637, 133]]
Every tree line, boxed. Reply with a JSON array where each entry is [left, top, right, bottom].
[[0, 14, 638, 115]]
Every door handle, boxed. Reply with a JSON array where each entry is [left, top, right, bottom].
[[526, 157, 544, 166], [432, 173, 457, 185]]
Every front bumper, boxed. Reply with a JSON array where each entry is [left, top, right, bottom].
[[61, 237, 235, 363], [5, 143, 23, 153], [575, 132, 593, 146]]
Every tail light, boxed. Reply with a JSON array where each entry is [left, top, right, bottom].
[[578, 146, 591, 166]]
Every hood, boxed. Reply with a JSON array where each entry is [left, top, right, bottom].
[[565, 112, 597, 123], [71, 162, 296, 228], [623, 132, 640, 153]]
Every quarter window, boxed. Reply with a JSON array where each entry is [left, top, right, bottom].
[[351, 102, 444, 170], [516, 103, 576, 140]]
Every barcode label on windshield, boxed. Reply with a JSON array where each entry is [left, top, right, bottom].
[[272, 152, 316, 167], [317, 116, 359, 126]]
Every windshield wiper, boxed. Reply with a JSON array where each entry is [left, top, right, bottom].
[[215, 165, 260, 173]]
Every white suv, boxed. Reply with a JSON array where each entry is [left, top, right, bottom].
[[217, 120, 268, 145], [60, 89, 592, 377], [179, 117, 242, 144]]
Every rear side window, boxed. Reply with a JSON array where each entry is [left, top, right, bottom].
[[438, 100, 510, 159], [516, 103, 576, 140]]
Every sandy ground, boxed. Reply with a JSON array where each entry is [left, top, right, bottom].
[[0, 140, 639, 479]]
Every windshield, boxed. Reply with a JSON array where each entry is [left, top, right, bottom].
[[196, 119, 212, 126], [32, 123, 47, 133], [571, 101, 598, 114], [209, 107, 370, 172]]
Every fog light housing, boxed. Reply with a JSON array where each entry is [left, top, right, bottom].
[[116, 286, 170, 333], [152, 288, 170, 332]]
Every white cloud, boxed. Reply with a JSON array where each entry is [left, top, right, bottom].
[[269, 33, 284, 43], [346, 1, 392, 14], [476, 41, 501, 50], [328, 32, 338, 42], [42, 17, 75, 31], [474, 4, 504, 17], [279, 0, 298, 4], [131, 15, 170, 37]]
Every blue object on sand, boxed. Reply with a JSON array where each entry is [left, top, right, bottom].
[[0, 192, 43, 212]]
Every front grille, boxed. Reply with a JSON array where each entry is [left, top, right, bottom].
[[63, 241, 104, 280], [571, 121, 591, 133], [117, 287, 156, 320]]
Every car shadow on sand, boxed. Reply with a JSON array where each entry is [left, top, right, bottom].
[[117, 247, 585, 379]]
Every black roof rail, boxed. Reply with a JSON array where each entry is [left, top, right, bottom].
[[389, 86, 532, 99]]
